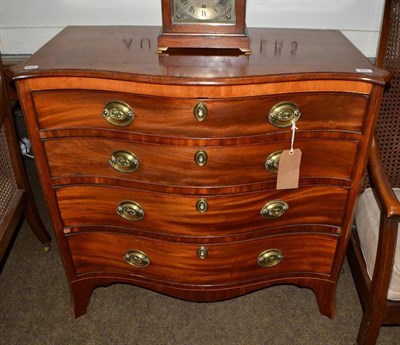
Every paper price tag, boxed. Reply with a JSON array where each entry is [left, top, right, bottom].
[[276, 148, 302, 190]]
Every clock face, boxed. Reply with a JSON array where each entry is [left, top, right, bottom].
[[173, 0, 236, 24]]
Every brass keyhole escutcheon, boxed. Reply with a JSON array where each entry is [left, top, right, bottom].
[[194, 102, 208, 122], [124, 250, 150, 268], [103, 100, 134, 127], [197, 246, 208, 260], [196, 198, 208, 213], [116, 201, 144, 221], [265, 151, 283, 173], [195, 150, 208, 167], [257, 249, 283, 268], [268, 101, 301, 128], [109, 150, 140, 173], [260, 200, 289, 219]]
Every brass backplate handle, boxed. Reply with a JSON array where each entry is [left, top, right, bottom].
[[124, 250, 150, 268], [103, 100, 134, 127], [265, 151, 283, 173], [257, 249, 284, 267], [268, 101, 301, 128], [109, 150, 140, 173], [260, 200, 289, 219], [194, 102, 208, 122], [116, 201, 144, 221]]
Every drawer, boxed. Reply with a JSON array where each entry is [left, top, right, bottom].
[[68, 232, 338, 284], [32, 90, 367, 137], [56, 185, 348, 236], [45, 137, 358, 186]]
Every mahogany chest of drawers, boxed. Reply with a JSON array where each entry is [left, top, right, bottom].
[[13, 26, 390, 318]]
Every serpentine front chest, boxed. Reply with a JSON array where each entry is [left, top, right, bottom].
[[13, 26, 390, 318]]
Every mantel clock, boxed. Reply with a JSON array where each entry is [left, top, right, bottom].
[[157, 0, 250, 53]]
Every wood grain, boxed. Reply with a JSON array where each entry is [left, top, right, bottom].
[[13, 26, 389, 319]]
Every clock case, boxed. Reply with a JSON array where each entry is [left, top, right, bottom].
[[157, 0, 250, 54]]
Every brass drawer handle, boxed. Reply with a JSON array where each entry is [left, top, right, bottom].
[[103, 100, 134, 127], [196, 198, 208, 213], [195, 150, 208, 166], [268, 101, 301, 128], [260, 200, 289, 219], [257, 249, 283, 267], [194, 102, 208, 122], [116, 201, 144, 221], [197, 246, 208, 259], [265, 151, 282, 173], [109, 150, 140, 173], [124, 250, 150, 268]]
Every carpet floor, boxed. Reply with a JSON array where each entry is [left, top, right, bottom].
[[1, 160, 399, 345]]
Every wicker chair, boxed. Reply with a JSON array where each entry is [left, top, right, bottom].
[[347, 0, 400, 344], [0, 54, 51, 271]]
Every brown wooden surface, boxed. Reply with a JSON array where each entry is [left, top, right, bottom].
[[68, 232, 338, 282], [32, 90, 369, 136], [12, 26, 390, 85], [68, 270, 338, 318], [157, 32, 251, 51], [13, 26, 389, 319], [56, 185, 347, 237], [44, 137, 358, 187]]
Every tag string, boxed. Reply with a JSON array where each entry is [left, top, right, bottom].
[[290, 121, 298, 154]]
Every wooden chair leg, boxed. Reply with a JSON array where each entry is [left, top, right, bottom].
[[355, 217, 398, 345], [23, 194, 51, 248], [356, 301, 386, 345], [3, 107, 51, 249]]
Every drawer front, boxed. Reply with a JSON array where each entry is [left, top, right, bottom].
[[56, 185, 348, 236], [68, 232, 338, 283], [45, 138, 358, 185], [32, 90, 367, 136]]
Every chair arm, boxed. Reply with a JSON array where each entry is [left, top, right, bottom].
[[0, 87, 5, 127], [368, 135, 400, 219], [0, 67, 6, 127]]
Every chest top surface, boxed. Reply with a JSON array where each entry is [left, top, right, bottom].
[[13, 26, 389, 85]]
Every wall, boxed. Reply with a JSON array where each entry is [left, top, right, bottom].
[[0, 0, 385, 57]]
